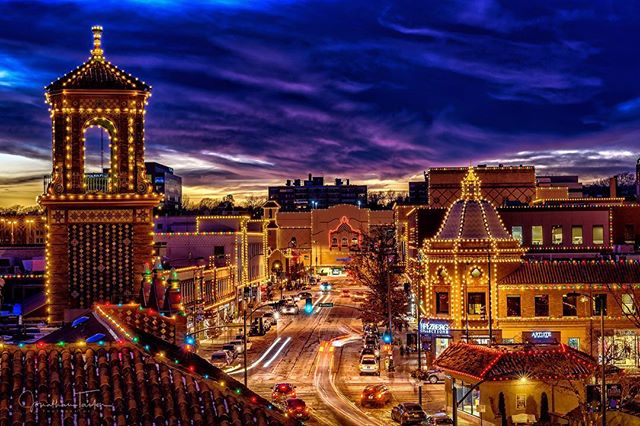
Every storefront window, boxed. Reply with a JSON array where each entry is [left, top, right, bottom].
[[507, 295, 521, 317], [552, 225, 563, 244], [535, 295, 549, 317], [622, 294, 636, 314], [593, 294, 607, 316], [563, 294, 577, 316], [436, 292, 449, 314], [593, 225, 604, 245], [456, 382, 480, 416], [572, 225, 583, 245], [468, 292, 486, 315], [532, 225, 543, 245], [511, 226, 523, 244], [602, 332, 639, 368]]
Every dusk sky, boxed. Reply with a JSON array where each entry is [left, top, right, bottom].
[[1, 0, 640, 207]]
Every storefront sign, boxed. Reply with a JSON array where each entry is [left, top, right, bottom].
[[522, 331, 560, 344], [420, 319, 450, 336]]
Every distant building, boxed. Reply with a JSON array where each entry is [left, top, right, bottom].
[[408, 181, 428, 205], [536, 175, 583, 198], [146, 162, 182, 211], [428, 165, 536, 208], [268, 174, 367, 211]]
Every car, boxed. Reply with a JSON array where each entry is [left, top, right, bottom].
[[342, 289, 351, 297], [425, 369, 447, 384], [298, 291, 312, 299], [359, 354, 380, 376], [281, 303, 299, 315], [363, 323, 379, 336], [319, 282, 332, 292], [229, 339, 251, 353], [360, 347, 377, 358], [425, 412, 454, 425], [221, 344, 238, 359], [391, 403, 428, 425], [292, 294, 301, 302], [284, 398, 310, 421], [262, 311, 278, 326], [210, 350, 232, 368], [272, 383, 297, 403], [364, 335, 380, 347], [361, 384, 392, 407]]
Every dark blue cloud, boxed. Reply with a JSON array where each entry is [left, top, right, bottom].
[[1, 0, 640, 205]]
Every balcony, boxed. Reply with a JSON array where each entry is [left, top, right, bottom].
[[43, 173, 110, 194]]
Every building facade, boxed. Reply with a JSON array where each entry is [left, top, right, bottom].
[[268, 174, 367, 211], [264, 202, 393, 276], [145, 162, 182, 211]]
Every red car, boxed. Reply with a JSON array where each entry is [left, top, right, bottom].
[[284, 398, 310, 420], [272, 383, 296, 403], [361, 384, 392, 407]]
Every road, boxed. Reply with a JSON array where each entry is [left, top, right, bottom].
[[198, 276, 448, 425]]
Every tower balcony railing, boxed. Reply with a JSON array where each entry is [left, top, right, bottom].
[[43, 173, 110, 194]]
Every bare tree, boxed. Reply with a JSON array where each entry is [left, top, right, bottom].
[[346, 225, 407, 329]]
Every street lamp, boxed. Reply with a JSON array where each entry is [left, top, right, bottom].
[[568, 291, 606, 426]]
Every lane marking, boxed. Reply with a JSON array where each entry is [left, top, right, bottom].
[[227, 336, 282, 374]]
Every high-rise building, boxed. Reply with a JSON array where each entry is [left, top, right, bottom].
[[145, 162, 182, 211], [268, 174, 367, 211], [408, 181, 428, 205]]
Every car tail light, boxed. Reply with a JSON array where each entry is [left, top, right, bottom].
[[376, 393, 383, 399]]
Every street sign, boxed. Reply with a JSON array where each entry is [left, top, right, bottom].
[[319, 302, 334, 308]]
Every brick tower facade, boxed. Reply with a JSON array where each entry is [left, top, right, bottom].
[[39, 26, 161, 324]]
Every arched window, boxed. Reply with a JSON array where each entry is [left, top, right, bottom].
[[341, 237, 348, 249], [83, 125, 110, 192], [331, 237, 338, 247]]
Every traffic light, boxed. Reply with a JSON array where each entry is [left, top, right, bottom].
[[304, 297, 313, 314], [382, 330, 392, 344]]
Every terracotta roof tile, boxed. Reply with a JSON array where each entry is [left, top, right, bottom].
[[435, 342, 596, 381], [500, 260, 640, 285]]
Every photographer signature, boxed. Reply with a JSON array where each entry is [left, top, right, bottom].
[[19, 389, 114, 413]]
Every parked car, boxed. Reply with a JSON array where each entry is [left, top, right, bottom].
[[221, 344, 238, 359], [272, 383, 297, 403], [319, 282, 332, 292], [282, 303, 299, 315], [262, 311, 278, 326], [284, 398, 310, 421], [360, 384, 392, 407], [425, 412, 454, 424], [359, 354, 380, 376], [425, 369, 447, 384], [391, 403, 428, 425], [360, 347, 377, 358], [210, 351, 232, 368]]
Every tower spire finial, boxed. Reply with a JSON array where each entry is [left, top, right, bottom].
[[91, 25, 104, 57]]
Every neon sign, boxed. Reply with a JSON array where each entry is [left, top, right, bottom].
[[420, 319, 450, 336], [531, 331, 552, 339]]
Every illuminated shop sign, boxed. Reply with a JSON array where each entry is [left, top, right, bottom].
[[420, 319, 450, 336], [522, 330, 560, 343]]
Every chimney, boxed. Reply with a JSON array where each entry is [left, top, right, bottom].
[[610, 176, 617, 198]]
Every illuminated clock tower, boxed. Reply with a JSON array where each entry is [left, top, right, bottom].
[[39, 26, 161, 324]]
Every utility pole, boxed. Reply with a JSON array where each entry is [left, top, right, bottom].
[[243, 307, 248, 386], [601, 307, 606, 426], [416, 256, 423, 406]]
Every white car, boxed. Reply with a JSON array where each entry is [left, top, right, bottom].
[[282, 304, 299, 315], [210, 350, 232, 368], [229, 339, 251, 353], [359, 354, 380, 376]]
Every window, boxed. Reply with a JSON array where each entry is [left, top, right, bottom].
[[535, 295, 549, 316], [592, 225, 604, 245], [532, 226, 543, 245], [470, 267, 482, 279], [331, 237, 338, 247], [572, 226, 583, 245], [511, 226, 523, 244], [507, 295, 521, 317], [213, 246, 225, 257], [341, 237, 348, 248], [622, 294, 636, 314], [568, 338, 580, 350], [624, 224, 635, 244], [552, 225, 563, 245], [593, 294, 607, 316], [436, 292, 449, 314], [563, 294, 578, 316], [467, 292, 486, 315]]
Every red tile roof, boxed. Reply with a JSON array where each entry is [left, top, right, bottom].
[[500, 260, 640, 285], [435, 342, 596, 381], [0, 342, 285, 425]]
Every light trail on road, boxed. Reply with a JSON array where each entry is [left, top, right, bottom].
[[264, 336, 292, 367], [227, 336, 283, 374]]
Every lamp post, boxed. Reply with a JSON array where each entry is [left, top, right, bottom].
[[416, 252, 424, 406], [569, 291, 606, 426]]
